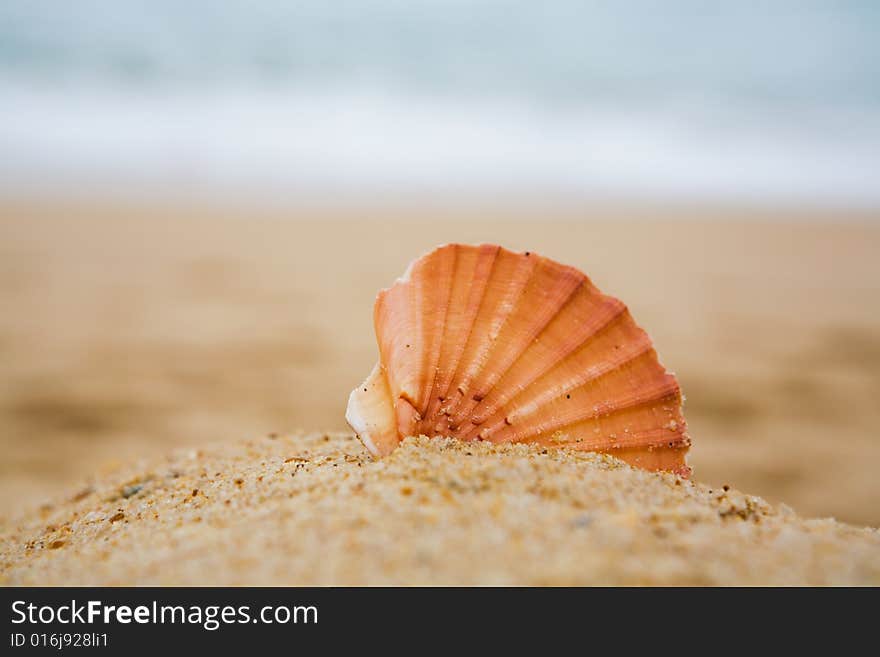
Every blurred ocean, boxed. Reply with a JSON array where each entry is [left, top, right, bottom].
[[1, 0, 879, 205]]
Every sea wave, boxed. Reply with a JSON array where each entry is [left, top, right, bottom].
[[1, 84, 879, 206], [2, 0, 879, 205]]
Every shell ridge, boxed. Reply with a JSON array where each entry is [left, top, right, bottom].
[[475, 338, 664, 442], [465, 309, 650, 440], [499, 367, 681, 444], [548, 426, 689, 452], [444, 251, 543, 427], [449, 265, 587, 431], [373, 272, 423, 439], [373, 243, 456, 414], [415, 245, 457, 421], [415, 245, 457, 431], [442, 248, 536, 427], [466, 292, 628, 428], [429, 244, 501, 429], [453, 259, 587, 435], [420, 249, 476, 430]]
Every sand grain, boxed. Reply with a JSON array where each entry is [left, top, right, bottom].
[[2, 432, 878, 586]]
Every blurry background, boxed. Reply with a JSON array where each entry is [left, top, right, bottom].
[[1, 2, 878, 525]]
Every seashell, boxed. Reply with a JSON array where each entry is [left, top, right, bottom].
[[346, 244, 691, 477]]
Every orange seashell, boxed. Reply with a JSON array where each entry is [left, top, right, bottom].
[[345, 244, 691, 477]]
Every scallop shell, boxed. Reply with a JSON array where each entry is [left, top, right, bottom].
[[346, 244, 691, 476]]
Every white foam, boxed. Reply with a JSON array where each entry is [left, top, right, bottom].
[[2, 84, 879, 207]]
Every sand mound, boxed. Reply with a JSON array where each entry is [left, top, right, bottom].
[[1, 433, 878, 585]]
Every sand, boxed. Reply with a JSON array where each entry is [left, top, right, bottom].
[[2, 197, 879, 528], [1, 432, 878, 586]]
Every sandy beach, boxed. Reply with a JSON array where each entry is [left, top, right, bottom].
[[3, 1, 879, 590], [2, 432, 878, 586], [2, 198, 879, 533]]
